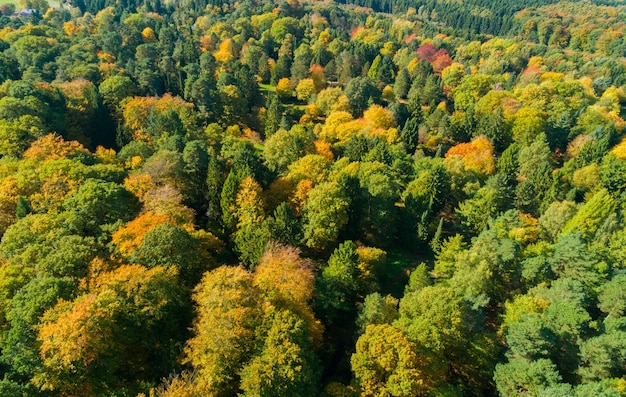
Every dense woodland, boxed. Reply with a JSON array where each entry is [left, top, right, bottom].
[[0, 0, 624, 395]]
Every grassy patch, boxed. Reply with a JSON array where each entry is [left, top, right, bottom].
[[258, 83, 275, 92]]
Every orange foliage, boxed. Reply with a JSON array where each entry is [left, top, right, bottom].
[[291, 179, 313, 214], [445, 135, 496, 176], [111, 211, 174, 256], [122, 94, 194, 143], [431, 53, 453, 75], [23, 134, 89, 161], [254, 243, 323, 344], [315, 139, 334, 160]]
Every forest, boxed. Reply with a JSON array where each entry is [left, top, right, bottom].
[[0, 0, 624, 395]]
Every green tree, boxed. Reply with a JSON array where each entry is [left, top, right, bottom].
[[240, 308, 320, 397], [302, 181, 350, 251], [356, 293, 399, 335], [494, 358, 562, 397]]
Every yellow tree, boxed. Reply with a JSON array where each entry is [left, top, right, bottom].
[[254, 243, 322, 344], [352, 324, 435, 396], [296, 78, 316, 102], [184, 266, 261, 396]]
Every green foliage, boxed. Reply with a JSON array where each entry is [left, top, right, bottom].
[[302, 181, 350, 251], [240, 308, 320, 397], [494, 359, 562, 397], [561, 189, 615, 240], [2, 1, 626, 395]]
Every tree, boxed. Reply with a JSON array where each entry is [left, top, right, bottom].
[[136, 222, 204, 286], [394, 68, 411, 99], [233, 177, 269, 267], [445, 136, 496, 178], [494, 359, 562, 397], [296, 78, 316, 102], [62, 178, 140, 235], [351, 324, 432, 397], [345, 76, 380, 116], [302, 181, 350, 251], [239, 307, 320, 397], [275, 78, 292, 100], [184, 266, 261, 396], [561, 189, 615, 240], [356, 293, 399, 335], [1, 275, 76, 383], [401, 117, 420, 153], [316, 241, 361, 325], [37, 265, 187, 396], [264, 94, 282, 138]]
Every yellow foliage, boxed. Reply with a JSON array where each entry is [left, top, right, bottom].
[[611, 137, 626, 160], [127, 155, 143, 170], [363, 104, 396, 130], [527, 56, 543, 68], [235, 176, 265, 229], [501, 294, 549, 335], [62, 21, 79, 36], [296, 78, 316, 102], [122, 94, 195, 142], [356, 246, 386, 292], [275, 77, 292, 98], [382, 85, 395, 102], [124, 173, 156, 200], [572, 163, 601, 192], [320, 111, 355, 143], [540, 71, 564, 82], [331, 95, 351, 113], [508, 213, 539, 244], [214, 38, 235, 63], [368, 127, 400, 145], [255, 244, 323, 346], [0, 177, 18, 237], [94, 146, 118, 165], [286, 154, 331, 185], [141, 27, 157, 43]]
